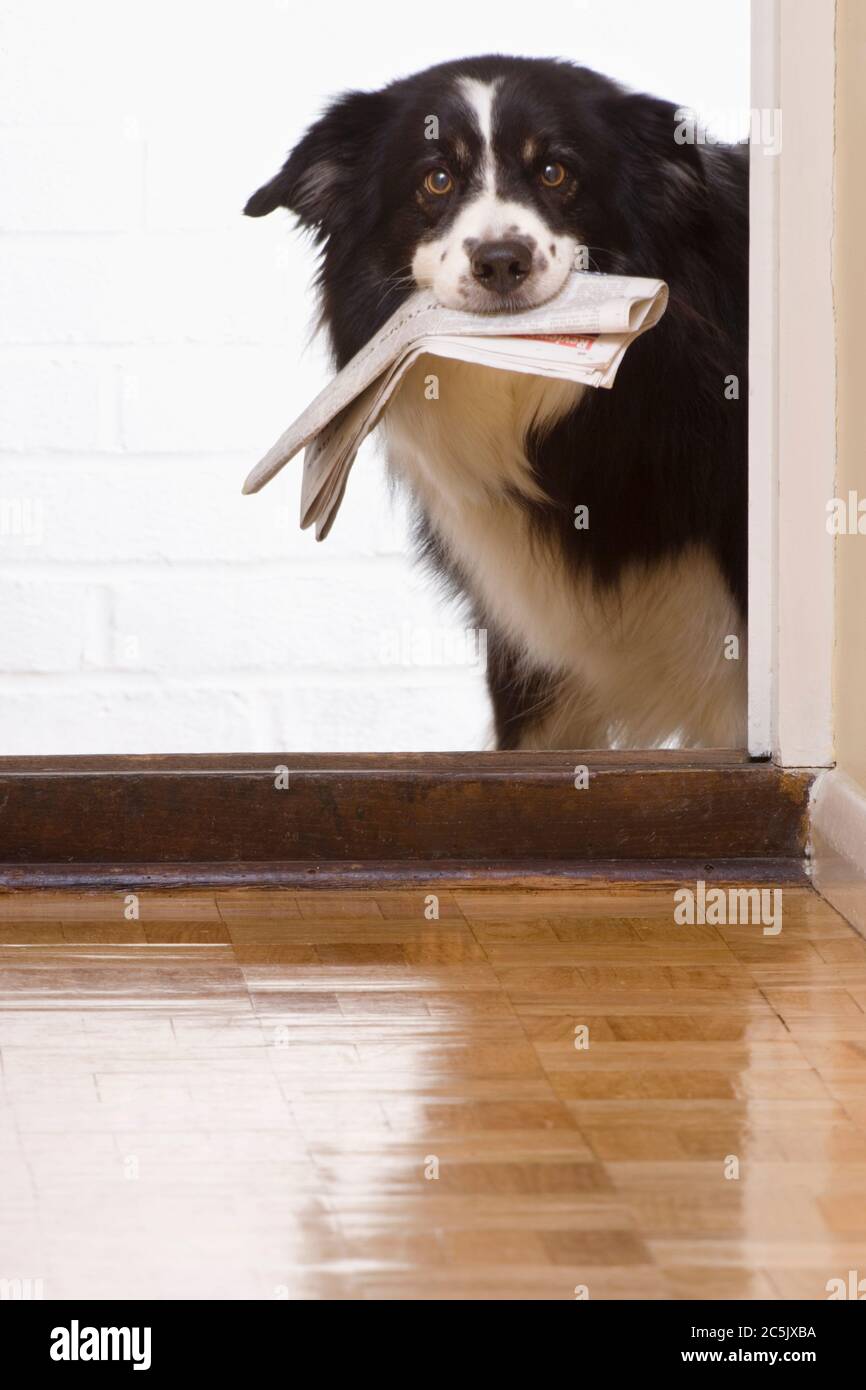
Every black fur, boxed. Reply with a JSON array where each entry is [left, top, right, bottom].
[[246, 56, 748, 748]]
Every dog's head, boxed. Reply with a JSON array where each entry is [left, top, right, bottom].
[[245, 56, 705, 361]]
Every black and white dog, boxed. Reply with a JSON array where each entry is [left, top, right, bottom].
[[245, 56, 748, 749]]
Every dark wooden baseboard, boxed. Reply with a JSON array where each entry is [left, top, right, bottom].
[[0, 751, 813, 887]]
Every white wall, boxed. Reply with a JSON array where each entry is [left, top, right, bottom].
[[0, 0, 750, 753]]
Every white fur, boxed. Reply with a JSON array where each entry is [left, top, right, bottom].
[[460, 78, 497, 192], [385, 357, 747, 749], [412, 78, 576, 313]]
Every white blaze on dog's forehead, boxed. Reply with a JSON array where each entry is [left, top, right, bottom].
[[451, 77, 530, 242], [457, 76, 501, 191]]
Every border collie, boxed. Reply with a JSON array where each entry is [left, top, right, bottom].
[[245, 55, 748, 749]]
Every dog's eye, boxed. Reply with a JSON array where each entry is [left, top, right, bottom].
[[424, 169, 453, 196], [540, 162, 567, 188]]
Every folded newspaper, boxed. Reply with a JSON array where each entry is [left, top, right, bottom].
[[243, 271, 668, 540]]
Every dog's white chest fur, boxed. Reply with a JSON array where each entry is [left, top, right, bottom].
[[385, 356, 746, 748]]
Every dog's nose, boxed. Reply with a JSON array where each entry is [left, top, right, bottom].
[[470, 238, 534, 293]]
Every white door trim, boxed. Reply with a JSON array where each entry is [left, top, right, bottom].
[[749, 0, 836, 767], [747, 0, 779, 758]]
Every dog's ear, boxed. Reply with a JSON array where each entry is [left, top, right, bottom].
[[244, 89, 391, 235], [606, 91, 706, 188]]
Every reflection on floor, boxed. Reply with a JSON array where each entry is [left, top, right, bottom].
[[1, 884, 865, 1300]]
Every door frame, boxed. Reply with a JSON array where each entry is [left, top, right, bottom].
[[748, 0, 836, 766]]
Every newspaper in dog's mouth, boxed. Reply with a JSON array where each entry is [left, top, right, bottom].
[[242, 270, 668, 540]]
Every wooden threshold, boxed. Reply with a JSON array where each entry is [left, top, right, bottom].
[[0, 751, 813, 888]]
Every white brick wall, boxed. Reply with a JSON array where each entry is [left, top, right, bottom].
[[0, 0, 748, 754]]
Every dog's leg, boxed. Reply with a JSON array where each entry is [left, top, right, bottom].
[[485, 631, 610, 750], [486, 642, 555, 750], [513, 678, 612, 750]]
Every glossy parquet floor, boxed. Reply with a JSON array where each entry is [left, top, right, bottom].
[[2, 883, 866, 1301]]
